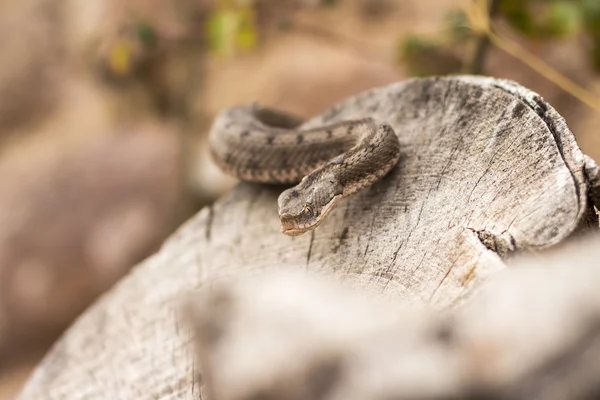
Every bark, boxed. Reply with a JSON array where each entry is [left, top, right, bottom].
[[17, 76, 599, 399]]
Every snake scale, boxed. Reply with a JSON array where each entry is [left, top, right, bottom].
[[209, 102, 401, 236]]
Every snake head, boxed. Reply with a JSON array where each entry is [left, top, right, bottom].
[[278, 175, 343, 236]]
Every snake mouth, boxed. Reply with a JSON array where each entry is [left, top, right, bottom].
[[279, 195, 342, 236], [281, 226, 308, 236], [279, 215, 313, 236]]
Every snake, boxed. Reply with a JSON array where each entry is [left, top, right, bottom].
[[209, 103, 401, 236]]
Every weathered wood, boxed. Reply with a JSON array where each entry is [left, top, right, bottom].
[[17, 76, 598, 399], [190, 233, 600, 400]]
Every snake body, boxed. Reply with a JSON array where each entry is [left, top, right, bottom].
[[209, 103, 401, 236]]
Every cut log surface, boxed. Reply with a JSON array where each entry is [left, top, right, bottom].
[[17, 76, 598, 399]]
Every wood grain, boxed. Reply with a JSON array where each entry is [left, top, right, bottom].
[[17, 76, 598, 399]]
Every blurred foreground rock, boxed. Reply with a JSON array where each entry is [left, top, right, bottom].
[[190, 234, 600, 400]]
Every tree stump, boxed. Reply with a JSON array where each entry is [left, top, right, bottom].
[[17, 76, 599, 399]]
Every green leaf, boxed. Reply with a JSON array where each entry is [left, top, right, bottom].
[[582, 0, 600, 36], [207, 4, 258, 58], [136, 21, 157, 48], [236, 7, 257, 52], [542, 1, 581, 38], [501, 6, 536, 36], [445, 10, 473, 42], [207, 9, 238, 57]]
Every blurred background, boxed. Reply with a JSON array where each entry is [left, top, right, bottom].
[[0, 0, 599, 397]]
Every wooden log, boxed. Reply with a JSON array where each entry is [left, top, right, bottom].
[[190, 234, 600, 400], [17, 76, 598, 399]]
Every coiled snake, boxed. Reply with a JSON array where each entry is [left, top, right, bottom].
[[209, 103, 401, 236]]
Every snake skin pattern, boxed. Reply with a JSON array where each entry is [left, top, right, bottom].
[[209, 103, 401, 236]]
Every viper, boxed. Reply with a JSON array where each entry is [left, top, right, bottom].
[[209, 101, 401, 236]]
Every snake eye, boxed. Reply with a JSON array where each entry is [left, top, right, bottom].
[[303, 204, 312, 214]]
